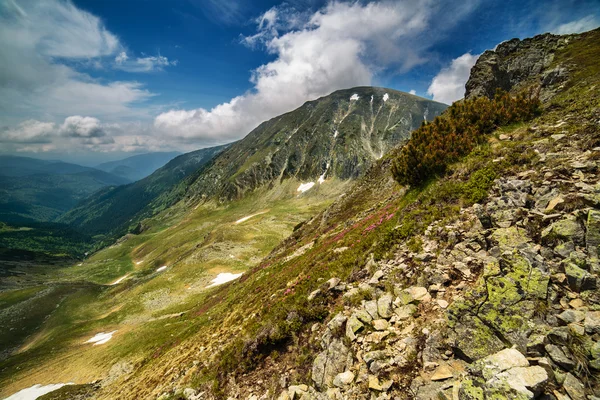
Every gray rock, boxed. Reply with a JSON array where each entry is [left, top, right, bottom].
[[562, 372, 585, 400], [542, 218, 585, 247], [545, 344, 575, 370], [586, 210, 600, 251], [585, 311, 600, 334], [372, 319, 389, 331], [590, 341, 600, 359], [473, 348, 529, 380], [377, 293, 393, 319], [395, 304, 417, 320], [364, 300, 379, 320], [346, 315, 364, 341], [369, 270, 385, 284], [487, 366, 548, 399], [332, 371, 354, 388], [564, 262, 597, 292], [312, 338, 352, 389], [557, 309, 585, 325]]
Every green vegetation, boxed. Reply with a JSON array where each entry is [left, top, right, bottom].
[[391, 90, 541, 187]]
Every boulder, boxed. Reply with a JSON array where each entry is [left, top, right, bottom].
[[564, 263, 597, 292], [586, 210, 600, 251], [312, 338, 352, 389], [487, 366, 548, 399], [473, 348, 529, 380], [346, 315, 364, 341], [545, 344, 575, 370], [377, 293, 394, 319], [542, 218, 585, 246]]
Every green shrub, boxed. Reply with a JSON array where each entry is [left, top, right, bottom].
[[391, 90, 541, 187]]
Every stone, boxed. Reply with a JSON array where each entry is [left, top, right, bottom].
[[354, 309, 373, 324], [327, 313, 347, 335], [490, 226, 530, 251], [377, 293, 394, 319], [569, 323, 585, 336], [372, 319, 389, 331], [584, 311, 600, 334], [587, 210, 600, 250], [437, 299, 449, 309], [563, 373, 585, 400], [368, 375, 383, 391], [364, 300, 379, 320], [312, 338, 352, 389], [557, 309, 585, 325], [564, 263, 597, 292], [308, 289, 321, 301], [474, 348, 529, 380], [277, 391, 291, 400], [554, 241, 575, 258], [450, 315, 505, 362], [288, 385, 309, 400], [183, 388, 200, 400], [545, 344, 575, 370], [346, 315, 364, 341], [430, 364, 453, 381], [488, 366, 548, 399], [397, 286, 430, 304], [363, 350, 388, 364], [332, 371, 354, 388], [590, 341, 600, 359], [545, 197, 564, 211], [369, 270, 385, 284], [326, 277, 341, 289], [542, 218, 585, 246], [395, 304, 417, 320]]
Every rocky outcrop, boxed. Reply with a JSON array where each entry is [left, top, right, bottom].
[[465, 32, 578, 101]]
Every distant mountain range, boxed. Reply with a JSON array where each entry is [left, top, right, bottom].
[[95, 152, 181, 182], [59, 144, 229, 239], [0, 155, 130, 224]]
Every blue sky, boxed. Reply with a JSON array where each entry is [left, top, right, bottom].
[[0, 0, 598, 164]]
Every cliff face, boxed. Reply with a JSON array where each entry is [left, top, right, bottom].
[[186, 87, 447, 201], [465, 32, 578, 100]]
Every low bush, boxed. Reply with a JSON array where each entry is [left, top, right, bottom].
[[391, 90, 541, 187]]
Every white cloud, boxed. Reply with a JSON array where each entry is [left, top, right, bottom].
[[60, 116, 104, 137], [115, 51, 129, 64], [115, 54, 178, 72], [0, 0, 155, 124], [427, 53, 479, 104], [409, 89, 417, 95], [551, 15, 599, 34], [155, 1, 479, 142]]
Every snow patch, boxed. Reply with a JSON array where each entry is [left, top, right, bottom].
[[5, 383, 73, 400], [333, 130, 339, 138], [383, 93, 389, 102], [156, 266, 167, 272], [110, 274, 129, 285], [85, 331, 117, 345], [206, 272, 243, 288], [349, 93, 359, 101], [318, 162, 330, 184], [297, 182, 315, 193], [136, 261, 143, 265], [235, 211, 267, 224], [370, 95, 373, 103]]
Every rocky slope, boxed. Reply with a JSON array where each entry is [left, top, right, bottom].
[[186, 87, 446, 201], [3, 29, 599, 400]]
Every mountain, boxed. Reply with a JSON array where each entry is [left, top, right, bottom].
[[0, 156, 130, 223], [95, 152, 181, 182], [4, 28, 600, 400], [187, 87, 447, 200], [59, 144, 228, 239]]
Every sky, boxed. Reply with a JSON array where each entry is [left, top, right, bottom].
[[0, 0, 598, 165]]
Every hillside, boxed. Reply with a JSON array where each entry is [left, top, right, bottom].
[[59, 145, 229, 239], [96, 152, 181, 182], [187, 87, 447, 201], [1, 28, 599, 400]]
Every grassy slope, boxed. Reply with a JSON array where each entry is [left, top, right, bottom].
[[0, 178, 349, 397], [82, 29, 599, 399]]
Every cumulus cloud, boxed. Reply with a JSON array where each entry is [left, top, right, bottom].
[[0, 0, 154, 124], [154, 0, 479, 142], [551, 15, 600, 34], [409, 89, 417, 95], [427, 53, 479, 104]]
